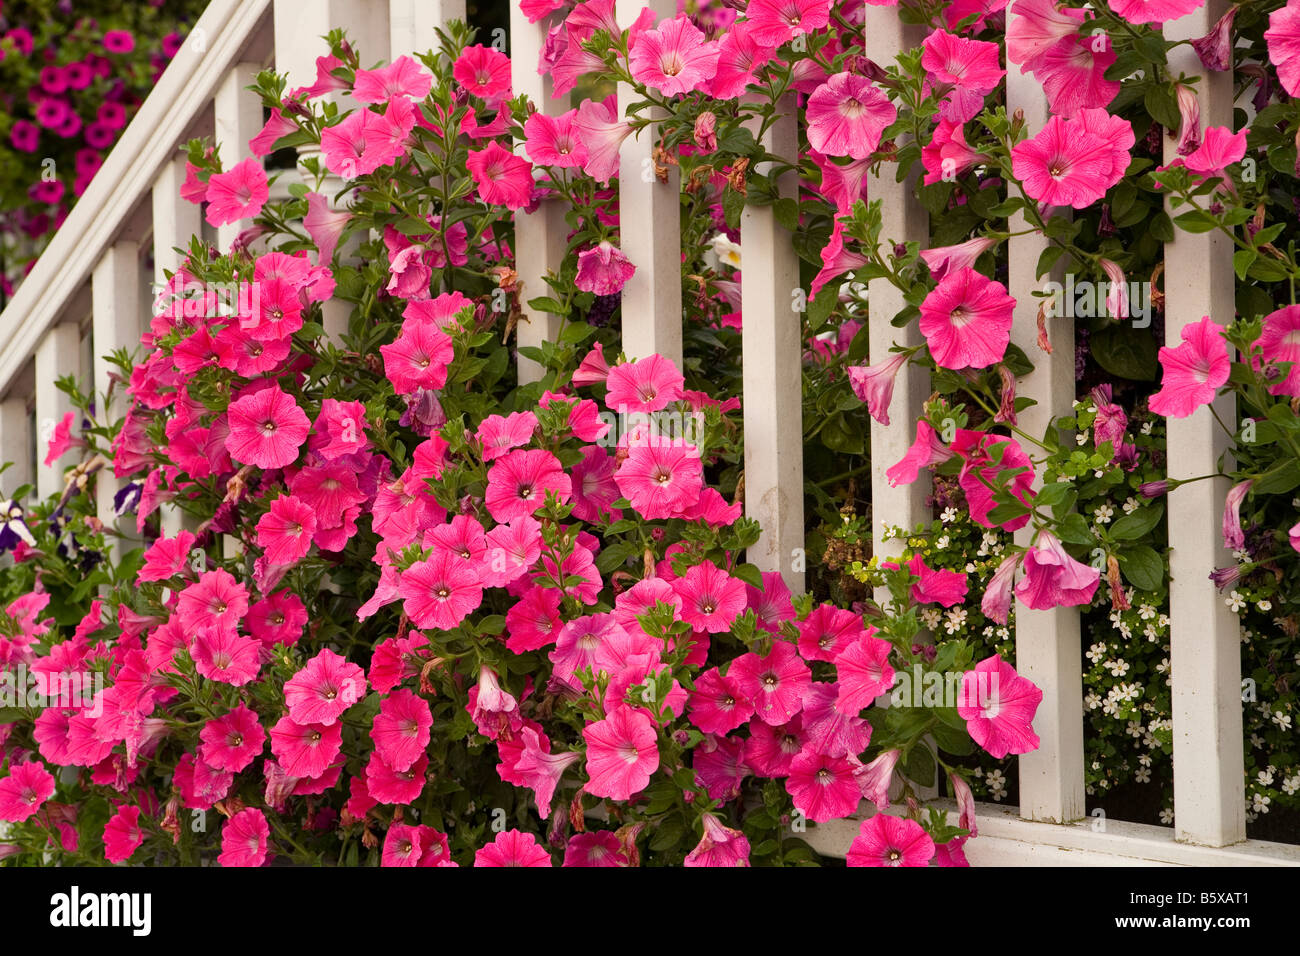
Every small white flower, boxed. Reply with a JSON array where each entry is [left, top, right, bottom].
[[1282, 775, 1300, 796], [1159, 807, 1174, 824], [1085, 692, 1102, 710], [1086, 642, 1107, 664], [1094, 504, 1115, 524], [1155, 657, 1170, 675], [1076, 432, 1089, 446], [1272, 711, 1292, 731], [1138, 604, 1155, 620], [1122, 497, 1140, 515], [1257, 599, 1272, 612], [943, 608, 968, 634], [1106, 659, 1130, 678], [709, 232, 742, 268], [1135, 767, 1151, 783], [1138, 753, 1152, 767], [1232, 548, 1249, 562], [1257, 768, 1275, 786], [1141, 422, 1153, 435], [936, 535, 951, 550], [920, 608, 942, 630], [1251, 793, 1271, 814], [1226, 591, 1247, 612], [940, 507, 958, 523]]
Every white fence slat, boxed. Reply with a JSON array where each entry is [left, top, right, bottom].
[[91, 243, 141, 533], [1165, 2, 1245, 848], [388, 0, 465, 61], [274, 0, 391, 92], [152, 157, 205, 290], [34, 323, 83, 501], [1006, 66, 1086, 824], [863, 13, 930, 591], [741, 96, 803, 593], [214, 61, 267, 251], [0, 398, 33, 502], [509, 5, 566, 385], [616, 0, 682, 368]]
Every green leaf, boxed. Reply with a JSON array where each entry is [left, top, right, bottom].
[[1089, 324, 1158, 381], [526, 296, 565, 314], [1144, 84, 1181, 130], [1108, 502, 1164, 541], [1118, 545, 1164, 591], [731, 562, 765, 589], [1057, 512, 1095, 546]]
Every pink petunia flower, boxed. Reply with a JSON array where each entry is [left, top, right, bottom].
[[474, 829, 553, 866], [204, 158, 269, 228], [629, 15, 720, 97], [805, 72, 897, 160], [354, 55, 433, 104], [218, 808, 270, 867], [190, 627, 262, 686], [583, 705, 659, 800], [524, 109, 589, 168], [952, 429, 1036, 531], [615, 440, 703, 519], [729, 640, 812, 726], [1148, 315, 1230, 418], [1256, 306, 1300, 397], [199, 704, 266, 773], [380, 319, 454, 395], [921, 29, 1005, 124], [1014, 528, 1101, 610], [564, 831, 629, 867], [688, 666, 756, 735], [575, 242, 636, 295], [103, 805, 145, 863], [1110, 0, 1204, 25], [256, 495, 317, 565], [1012, 113, 1120, 208], [269, 715, 343, 779], [573, 96, 633, 183], [0, 762, 56, 822], [674, 560, 746, 633], [834, 631, 896, 713], [466, 141, 534, 209], [284, 648, 367, 727], [846, 814, 935, 866], [476, 411, 538, 462], [485, 449, 572, 523], [225, 385, 310, 469], [847, 351, 909, 426], [919, 267, 1015, 370], [399, 550, 483, 631], [1267, 2, 1300, 97], [957, 653, 1043, 758], [785, 748, 862, 822], [604, 353, 685, 415], [683, 812, 751, 866], [855, 749, 902, 810], [452, 45, 512, 100]]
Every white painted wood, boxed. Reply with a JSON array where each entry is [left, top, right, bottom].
[[0, 398, 33, 501], [34, 323, 83, 500], [863, 13, 930, 594], [741, 95, 803, 593], [388, 0, 464, 61], [1164, 1, 1245, 849], [1006, 62, 1085, 825], [799, 800, 1300, 866], [153, 160, 205, 290], [274, 0, 390, 91], [509, 3, 566, 385], [616, 0, 682, 368], [214, 62, 267, 251], [92, 243, 141, 533]]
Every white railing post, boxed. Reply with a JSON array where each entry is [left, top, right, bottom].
[[0, 398, 33, 502], [616, 0, 682, 368], [91, 242, 141, 533], [1165, 1, 1245, 848], [153, 156, 204, 290], [1007, 61, 1085, 825], [741, 95, 803, 593], [864, 13, 930, 590], [388, 0, 465, 61], [34, 322, 83, 501], [510, 4, 567, 385], [214, 61, 267, 252]]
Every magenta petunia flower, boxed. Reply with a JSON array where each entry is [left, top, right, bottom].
[[846, 814, 936, 866], [981, 553, 1020, 626], [476, 411, 537, 462], [466, 141, 534, 209], [583, 705, 659, 800], [365, 750, 429, 805], [475, 829, 553, 867], [204, 158, 269, 228], [269, 715, 343, 779], [1148, 315, 1230, 418], [785, 748, 862, 822], [564, 831, 628, 867], [689, 666, 756, 735], [485, 448, 572, 523], [847, 351, 909, 426], [1014, 528, 1101, 611], [573, 96, 633, 184], [524, 109, 588, 168], [951, 429, 1036, 532], [399, 550, 484, 631], [199, 704, 266, 773], [178, 569, 249, 631], [919, 267, 1015, 370], [217, 808, 269, 867], [505, 585, 563, 654], [284, 648, 367, 727], [604, 353, 684, 415], [921, 29, 1005, 124], [729, 640, 812, 726], [629, 15, 720, 97], [1007, 0, 1087, 72], [103, 29, 135, 54], [745, 0, 833, 46], [256, 495, 317, 565], [0, 762, 56, 822], [191, 626, 262, 686], [673, 560, 746, 633], [855, 749, 902, 810], [799, 682, 872, 758], [957, 653, 1043, 758], [1222, 479, 1252, 552], [137, 530, 197, 582], [103, 805, 145, 863], [575, 241, 636, 295], [683, 812, 752, 867], [225, 385, 310, 469], [806, 72, 896, 160]]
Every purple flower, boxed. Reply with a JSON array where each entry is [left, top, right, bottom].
[[104, 30, 136, 54]]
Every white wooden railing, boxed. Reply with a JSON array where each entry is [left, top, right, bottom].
[[0, 0, 1294, 865]]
